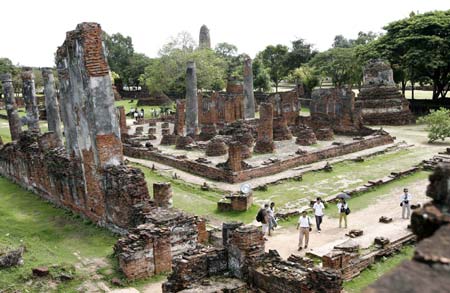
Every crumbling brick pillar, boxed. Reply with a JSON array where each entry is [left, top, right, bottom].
[[153, 182, 173, 208], [228, 141, 242, 172], [185, 61, 198, 137], [174, 100, 185, 136], [0, 73, 22, 140], [254, 103, 274, 153], [21, 67, 40, 132], [117, 106, 128, 137], [56, 22, 123, 221], [41, 68, 63, 146], [153, 228, 173, 274], [243, 55, 255, 119]]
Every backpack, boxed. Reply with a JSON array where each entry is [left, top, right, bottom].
[[256, 209, 264, 222]]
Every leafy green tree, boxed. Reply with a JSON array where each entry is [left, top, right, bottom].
[[284, 39, 317, 72], [309, 47, 362, 88], [123, 53, 151, 88], [214, 42, 243, 80], [257, 45, 289, 92], [418, 108, 450, 142], [252, 58, 271, 92], [333, 31, 379, 48], [373, 10, 450, 99], [288, 65, 320, 99], [142, 44, 226, 98], [103, 32, 134, 84]]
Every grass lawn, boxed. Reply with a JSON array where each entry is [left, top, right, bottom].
[[0, 118, 48, 143], [344, 245, 414, 292], [0, 177, 117, 292]]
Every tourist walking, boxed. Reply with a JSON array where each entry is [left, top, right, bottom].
[[337, 198, 349, 228], [133, 110, 139, 121], [268, 202, 277, 235], [256, 204, 270, 240], [400, 188, 412, 219], [297, 210, 312, 250], [313, 197, 325, 232]]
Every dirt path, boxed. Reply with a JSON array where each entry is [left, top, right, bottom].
[[265, 178, 429, 259]]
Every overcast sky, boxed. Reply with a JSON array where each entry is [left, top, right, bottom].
[[1, 0, 448, 67]]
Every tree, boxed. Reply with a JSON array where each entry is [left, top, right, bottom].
[[103, 32, 134, 85], [214, 42, 243, 80], [141, 41, 226, 98], [288, 65, 320, 99], [123, 53, 151, 88], [159, 31, 196, 56], [374, 10, 450, 99], [284, 39, 317, 72], [309, 47, 362, 88], [418, 108, 450, 142], [333, 31, 379, 48], [252, 58, 271, 92], [257, 45, 289, 92]]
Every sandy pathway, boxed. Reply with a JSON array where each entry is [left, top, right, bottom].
[[265, 178, 429, 259]]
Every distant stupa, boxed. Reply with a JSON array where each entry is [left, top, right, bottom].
[[199, 25, 211, 49]]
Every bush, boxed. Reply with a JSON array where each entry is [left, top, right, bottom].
[[418, 108, 450, 142]]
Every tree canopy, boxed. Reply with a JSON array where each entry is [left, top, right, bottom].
[[257, 44, 289, 92]]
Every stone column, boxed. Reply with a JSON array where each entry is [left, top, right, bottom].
[[227, 141, 242, 172], [199, 25, 211, 49], [243, 55, 255, 119], [0, 73, 22, 140], [56, 22, 123, 221], [185, 61, 198, 137], [153, 182, 173, 208], [254, 103, 274, 153], [21, 67, 40, 132], [42, 68, 63, 146], [117, 106, 128, 137], [173, 100, 185, 136]]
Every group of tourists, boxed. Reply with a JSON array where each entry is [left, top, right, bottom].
[[256, 188, 413, 251], [130, 108, 145, 121]]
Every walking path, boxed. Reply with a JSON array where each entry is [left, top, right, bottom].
[[264, 177, 428, 259]]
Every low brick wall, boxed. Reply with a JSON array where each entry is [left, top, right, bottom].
[[125, 133, 394, 183], [0, 132, 150, 233]]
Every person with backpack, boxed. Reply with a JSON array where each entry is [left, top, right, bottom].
[[313, 197, 325, 232], [337, 198, 349, 228], [256, 204, 270, 240], [297, 210, 312, 251], [400, 188, 412, 219]]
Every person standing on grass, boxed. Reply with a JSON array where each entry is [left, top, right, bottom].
[[313, 197, 325, 232], [297, 210, 312, 251], [268, 202, 277, 235], [337, 198, 349, 228], [400, 188, 412, 219]]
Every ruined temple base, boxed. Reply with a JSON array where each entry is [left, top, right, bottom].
[[273, 117, 293, 141], [254, 140, 275, 154], [315, 128, 334, 141], [160, 134, 178, 145]]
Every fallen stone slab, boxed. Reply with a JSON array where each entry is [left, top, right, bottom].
[[379, 216, 393, 223], [0, 246, 24, 269], [32, 266, 49, 277], [345, 229, 363, 238]]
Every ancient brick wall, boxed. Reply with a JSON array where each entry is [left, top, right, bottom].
[[269, 91, 299, 126], [310, 88, 364, 134], [124, 133, 394, 183]]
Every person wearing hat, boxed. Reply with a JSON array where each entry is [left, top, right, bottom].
[[400, 188, 412, 219], [297, 210, 312, 251]]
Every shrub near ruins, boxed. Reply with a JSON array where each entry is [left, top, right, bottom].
[[418, 108, 450, 142]]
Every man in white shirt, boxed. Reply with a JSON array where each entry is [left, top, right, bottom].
[[400, 188, 412, 219], [296, 210, 312, 251], [313, 197, 325, 233]]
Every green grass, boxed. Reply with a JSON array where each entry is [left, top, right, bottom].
[[344, 245, 414, 292], [114, 100, 175, 119], [252, 149, 430, 210], [0, 177, 117, 292]]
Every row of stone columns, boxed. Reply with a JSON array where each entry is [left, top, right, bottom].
[[0, 67, 64, 144]]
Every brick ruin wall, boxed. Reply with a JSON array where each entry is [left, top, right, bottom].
[[268, 90, 299, 126], [161, 224, 342, 293], [310, 87, 365, 135], [0, 132, 150, 233], [124, 133, 394, 183]]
